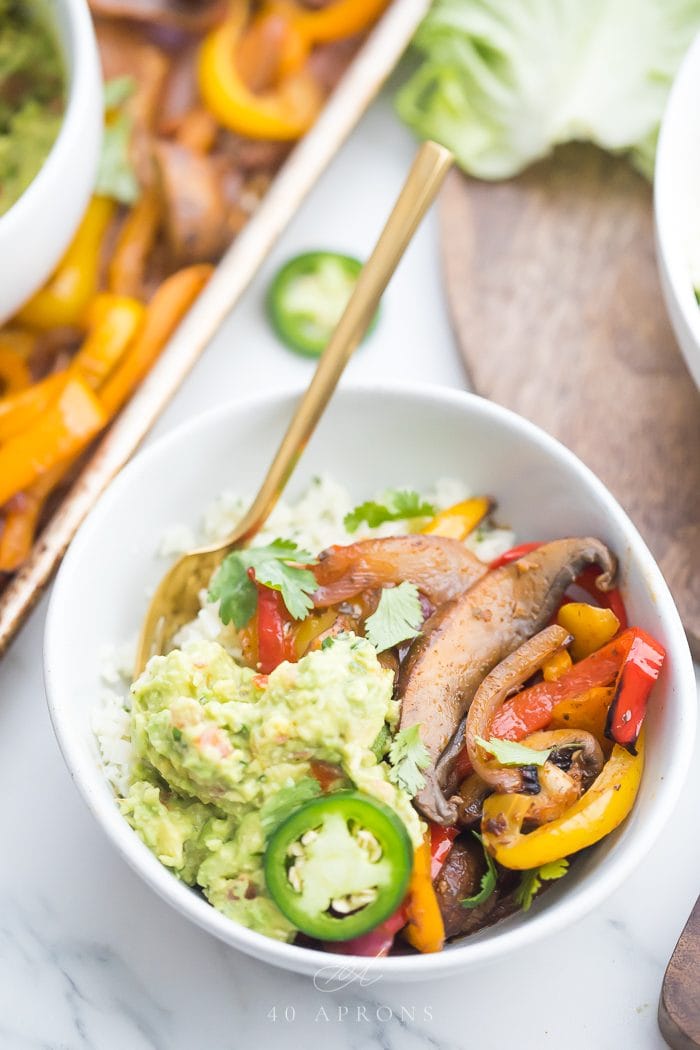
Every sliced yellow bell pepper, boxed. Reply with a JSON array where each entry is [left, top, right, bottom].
[[421, 496, 491, 541], [542, 648, 573, 682], [0, 347, 31, 395], [0, 371, 67, 445], [403, 834, 445, 953], [17, 197, 116, 331], [292, 608, 337, 658], [70, 294, 146, 390], [0, 377, 106, 507], [270, 0, 390, 44], [481, 737, 644, 870], [198, 1, 323, 141], [0, 328, 37, 360], [556, 602, 620, 662]]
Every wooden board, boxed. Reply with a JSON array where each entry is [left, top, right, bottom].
[[659, 895, 700, 1049], [440, 145, 700, 656]]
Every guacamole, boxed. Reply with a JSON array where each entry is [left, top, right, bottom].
[[122, 635, 422, 941], [0, 0, 65, 216]]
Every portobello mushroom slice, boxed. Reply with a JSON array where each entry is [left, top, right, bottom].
[[434, 836, 522, 939], [398, 537, 616, 825], [312, 535, 487, 609]]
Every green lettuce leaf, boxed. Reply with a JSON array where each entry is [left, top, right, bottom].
[[396, 0, 700, 180]]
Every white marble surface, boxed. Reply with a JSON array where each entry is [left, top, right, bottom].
[[1, 92, 698, 1050]]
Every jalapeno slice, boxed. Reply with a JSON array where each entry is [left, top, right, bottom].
[[266, 251, 379, 357], [264, 790, 413, 941]]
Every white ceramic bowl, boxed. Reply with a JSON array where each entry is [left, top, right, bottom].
[[0, 0, 102, 324], [655, 30, 700, 390], [44, 384, 696, 980]]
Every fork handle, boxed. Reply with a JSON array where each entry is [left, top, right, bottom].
[[230, 140, 453, 544]]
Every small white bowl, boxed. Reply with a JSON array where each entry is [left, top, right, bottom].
[[0, 0, 102, 325], [44, 384, 696, 980], [655, 30, 700, 390]]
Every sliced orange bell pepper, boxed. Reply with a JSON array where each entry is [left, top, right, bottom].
[[0, 372, 67, 445], [0, 457, 77, 572], [108, 189, 162, 298], [198, 1, 323, 141], [549, 685, 615, 749], [0, 347, 31, 395], [70, 294, 146, 390], [174, 108, 220, 153], [0, 496, 40, 572], [403, 833, 445, 954], [556, 602, 620, 662], [270, 0, 389, 44], [0, 377, 106, 507], [421, 496, 491, 540], [0, 493, 43, 572], [100, 265, 213, 417], [18, 197, 117, 330]]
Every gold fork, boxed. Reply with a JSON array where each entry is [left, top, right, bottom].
[[135, 141, 453, 676]]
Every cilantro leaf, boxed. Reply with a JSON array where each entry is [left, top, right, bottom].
[[244, 540, 317, 621], [475, 736, 552, 768], [364, 582, 423, 653], [208, 539, 318, 628], [515, 858, 570, 912], [387, 724, 430, 796], [344, 489, 437, 532], [461, 832, 498, 909], [208, 555, 257, 629], [259, 777, 321, 838], [96, 77, 140, 205], [103, 75, 135, 110]]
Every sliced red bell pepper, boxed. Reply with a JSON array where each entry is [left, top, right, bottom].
[[604, 629, 665, 753], [489, 636, 625, 740], [453, 747, 474, 783], [255, 581, 296, 674], [488, 541, 542, 570], [429, 823, 459, 881], [488, 627, 664, 754], [332, 905, 408, 957]]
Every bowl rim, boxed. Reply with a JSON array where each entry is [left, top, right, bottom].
[[0, 0, 100, 233], [654, 29, 700, 386], [44, 381, 697, 979]]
